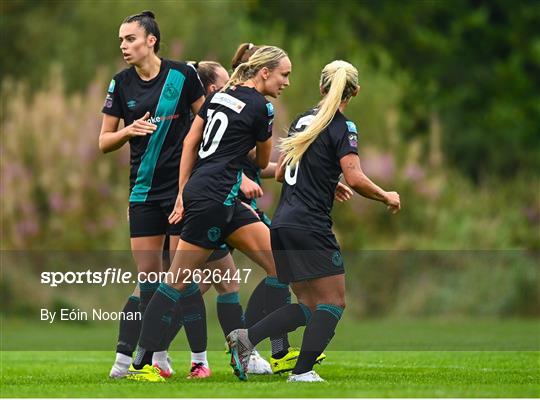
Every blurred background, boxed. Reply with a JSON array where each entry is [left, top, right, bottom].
[[1, 0, 539, 345]]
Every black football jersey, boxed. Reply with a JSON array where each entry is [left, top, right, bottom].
[[272, 108, 359, 231], [184, 86, 274, 205], [237, 158, 262, 210], [102, 59, 204, 203]]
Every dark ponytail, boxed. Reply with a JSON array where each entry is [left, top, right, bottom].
[[123, 10, 161, 53]]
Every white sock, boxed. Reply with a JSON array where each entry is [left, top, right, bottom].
[[152, 350, 168, 366], [115, 352, 131, 368], [191, 351, 208, 367]]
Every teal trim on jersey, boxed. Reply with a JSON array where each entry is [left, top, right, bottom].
[[157, 283, 181, 303], [161, 315, 172, 325], [217, 292, 240, 304], [223, 169, 243, 206], [316, 304, 344, 320], [130, 69, 186, 202], [128, 295, 140, 302], [260, 212, 272, 227], [299, 303, 312, 324]]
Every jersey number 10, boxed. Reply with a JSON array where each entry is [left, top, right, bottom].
[[199, 109, 228, 159]]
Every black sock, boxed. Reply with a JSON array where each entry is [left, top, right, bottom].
[[178, 283, 207, 354], [161, 299, 183, 351], [293, 304, 343, 375], [139, 281, 159, 315], [248, 303, 311, 346], [115, 295, 141, 357], [134, 283, 181, 369], [217, 292, 244, 336], [244, 278, 266, 328], [264, 277, 292, 357]]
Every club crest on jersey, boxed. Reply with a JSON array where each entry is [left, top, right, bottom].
[[108, 79, 116, 93], [346, 121, 357, 133], [207, 227, 221, 242], [127, 100, 137, 110], [163, 83, 179, 101], [266, 102, 274, 117], [332, 251, 343, 267], [211, 93, 246, 113]]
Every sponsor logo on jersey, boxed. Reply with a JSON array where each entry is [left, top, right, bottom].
[[104, 94, 113, 108], [147, 114, 180, 124], [266, 102, 274, 117], [348, 133, 358, 148], [210, 93, 246, 113], [207, 227, 221, 242], [108, 79, 116, 93], [127, 100, 137, 110], [163, 83, 179, 101], [346, 121, 357, 133]]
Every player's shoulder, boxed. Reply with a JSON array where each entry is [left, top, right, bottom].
[[331, 111, 357, 135], [109, 66, 134, 89], [163, 59, 197, 78]]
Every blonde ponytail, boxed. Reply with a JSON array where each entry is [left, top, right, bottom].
[[280, 60, 359, 167], [222, 45, 287, 91]]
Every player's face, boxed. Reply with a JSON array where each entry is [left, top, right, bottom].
[[118, 22, 155, 65], [207, 67, 230, 94], [262, 56, 292, 98]]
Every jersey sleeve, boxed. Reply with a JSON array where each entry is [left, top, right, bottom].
[[334, 120, 359, 159], [101, 75, 123, 118], [252, 100, 274, 142], [196, 93, 214, 122], [185, 64, 205, 105]]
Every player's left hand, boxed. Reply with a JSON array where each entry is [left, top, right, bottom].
[[168, 194, 184, 224], [335, 182, 353, 202]]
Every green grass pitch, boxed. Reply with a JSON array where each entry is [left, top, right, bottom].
[[1, 350, 538, 397], [1, 318, 538, 397]]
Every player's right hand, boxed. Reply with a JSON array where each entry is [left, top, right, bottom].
[[240, 175, 263, 199], [125, 111, 157, 137], [168, 194, 184, 224], [384, 191, 401, 214]]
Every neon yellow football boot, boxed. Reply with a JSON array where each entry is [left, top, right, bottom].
[[126, 364, 165, 382], [270, 347, 327, 374]]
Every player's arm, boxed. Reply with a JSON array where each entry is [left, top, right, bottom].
[[241, 173, 263, 199], [255, 139, 272, 169], [99, 111, 156, 153], [275, 153, 286, 183], [169, 115, 205, 224], [190, 95, 205, 115], [260, 162, 277, 178], [340, 153, 401, 213], [179, 115, 204, 193]]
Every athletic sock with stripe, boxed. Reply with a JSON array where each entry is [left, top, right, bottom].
[[292, 304, 344, 375]]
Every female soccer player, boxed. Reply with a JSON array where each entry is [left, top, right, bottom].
[[231, 43, 351, 374], [227, 60, 401, 382], [127, 46, 292, 382], [99, 10, 217, 380]]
